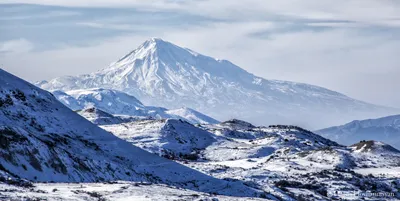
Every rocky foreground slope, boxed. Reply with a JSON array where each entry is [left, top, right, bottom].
[[0, 69, 269, 199]]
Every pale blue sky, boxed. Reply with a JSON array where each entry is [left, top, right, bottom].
[[1, 1, 400, 108]]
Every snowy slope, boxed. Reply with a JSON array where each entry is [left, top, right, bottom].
[[350, 140, 400, 154], [349, 140, 400, 180], [166, 107, 219, 125], [37, 38, 397, 129], [316, 114, 400, 149], [77, 107, 144, 125], [102, 119, 217, 160], [53, 88, 219, 124], [200, 121, 341, 162], [0, 69, 272, 198], [0, 181, 271, 201], [93, 116, 400, 200]]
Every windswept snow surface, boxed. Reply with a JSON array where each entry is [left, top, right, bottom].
[[37, 38, 397, 129], [0, 181, 270, 201], [0, 69, 270, 199], [53, 88, 219, 124]]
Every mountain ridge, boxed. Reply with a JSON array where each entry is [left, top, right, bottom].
[[316, 114, 400, 149]]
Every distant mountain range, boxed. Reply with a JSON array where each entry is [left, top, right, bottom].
[[36, 38, 397, 129], [316, 114, 400, 149], [52, 88, 219, 124]]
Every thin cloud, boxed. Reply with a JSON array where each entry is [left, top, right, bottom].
[[0, 11, 80, 20], [75, 22, 135, 31], [0, 38, 34, 53], [0, 0, 183, 10]]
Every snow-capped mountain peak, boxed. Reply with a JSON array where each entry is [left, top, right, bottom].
[[105, 37, 248, 84], [116, 37, 174, 61], [37, 38, 397, 129]]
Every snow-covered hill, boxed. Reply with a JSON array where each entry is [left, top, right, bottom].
[[350, 140, 400, 168], [36, 38, 397, 129], [0, 69, 271, 198], [316, 114, 400, 149], [102, 119, 217, 161], [90, 114, 400, 200], [351, 140, 400, 154], [166, 107, 219, 125], [53, 88, 219, 124]]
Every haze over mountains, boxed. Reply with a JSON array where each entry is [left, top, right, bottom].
[[37, 38, 397, 129], [317, 114, 400, 149], [52, 88, 219, 124]]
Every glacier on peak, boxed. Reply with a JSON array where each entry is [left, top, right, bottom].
[[37, 38, 398, 129]]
